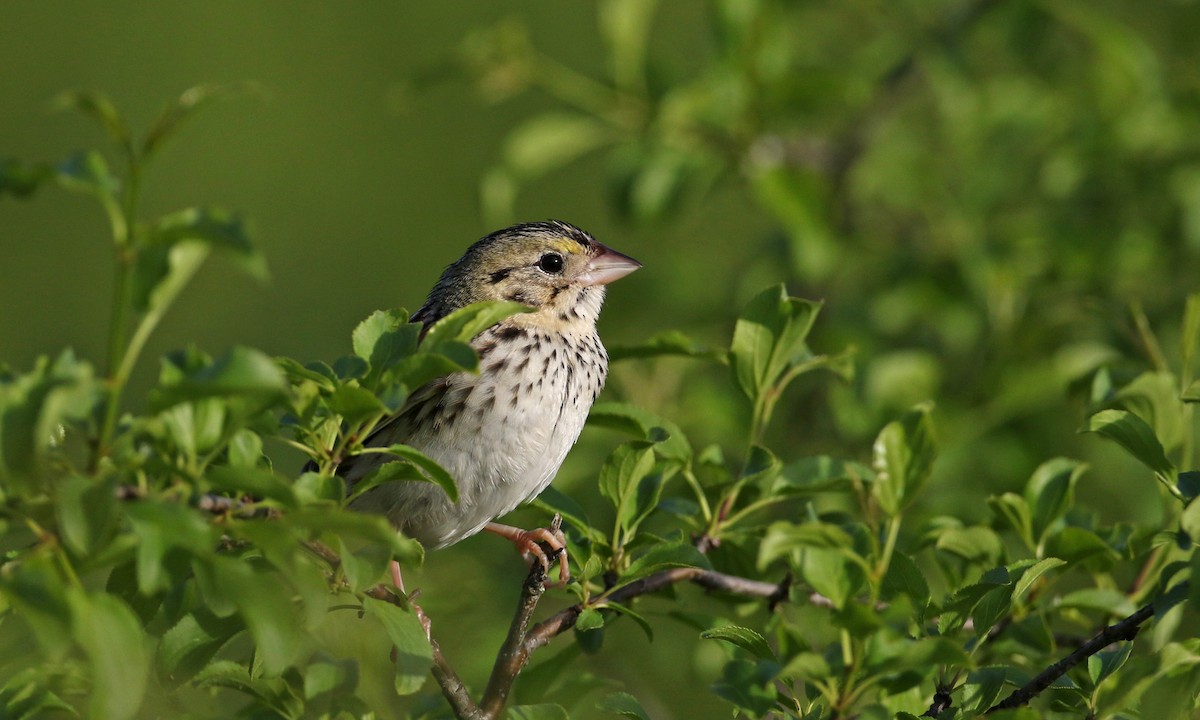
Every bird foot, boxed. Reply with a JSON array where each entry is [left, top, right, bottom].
[[485, 517, 570, 587], [388, 560, 432, 641]]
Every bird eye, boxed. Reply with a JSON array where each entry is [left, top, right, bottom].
[[537, 253, 565, 274]]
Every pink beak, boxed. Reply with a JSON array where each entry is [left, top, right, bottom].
[[578, 243, 642, 286]]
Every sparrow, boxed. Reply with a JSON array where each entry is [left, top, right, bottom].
[[338, 220, 640, 584]]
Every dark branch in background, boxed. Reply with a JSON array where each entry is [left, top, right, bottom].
[[986, 603, 1155, 714], [922, 685, 954, 717]]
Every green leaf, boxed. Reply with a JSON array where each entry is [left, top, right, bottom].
[[192, 660, 302, 717], [729, 285, 821, 405], [1183, 379, 1200, 403], [1088, 641, 1133, 687], [326, 383, 388, 426], [368, 445, 458, 502], [0, 556, 73, 657], [598, 442, 657, 525], [1111, 371, 1186, 453], [504, 113, 613, 178], [607, 330, 723, 362], [603, 601, 654, 642], [1044, 526, 1118, 566], [700, 625, 775, 659], [871, 404, 937, 515], [57, 474, 118, 556], [773, 456, 863, 494], [142, 82, 261, 159], [622, 541, 711, 581], [758, 521, 853, 569], [54, 89, 132, 152], [587, 401, 692, 463], [739, 444, 783, 489], [597, 691, 651, 720], [67, 590, 148, 720], [206, 556, 302, 676], [207, 466, 297, 508], [0, 351, 99, 488], [303, 656, 359, 701], [575, 607, 605, 632], [1056, 588, 1137, 616], [421, 301, 533, 349], [55, 150, 121, 211], [0, 156, 55, 198], [352, 309, 420, 378], [881, 551, 930, 609], [290, 508, 424, 567], [1013, 557, 1066, 603], [362, 597, 432, 695], [1024, 458, 1087, 543], [153, 346, 287, 409], [125, 501, 217, 593], [1083, 409, 1175, 489], [989, 493, 1034, 550], [801, 547, 861, 609], [137, 207, 267, 312], [935, 526, 1003, 564], [156, 610, 242, 686]]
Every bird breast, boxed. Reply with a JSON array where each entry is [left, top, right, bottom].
[[355, 321, 608, 548]]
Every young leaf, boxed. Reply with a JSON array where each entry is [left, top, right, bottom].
[[871, 403, 937, 515], [54, 89, 132, 153], [1024, 458, 1087, 543], [1083, 409, 1175, 489], [421, 300, 533, 349], [139, 207, 267, 301], [362, 598, 433, 695], [1012, 557, 1066, 603], [598, 442, 657, 523], [700, 625, 775, 660], [352, 309, 419, 378], [575, 607, 606, 632], [729, 284, 821, 405], [142, 83, 261, 160]]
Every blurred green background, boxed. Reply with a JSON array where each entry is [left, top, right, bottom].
[[4, 1, 1200, 717]]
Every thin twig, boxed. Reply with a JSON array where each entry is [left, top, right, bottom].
[[987, 603, 1154, 713]]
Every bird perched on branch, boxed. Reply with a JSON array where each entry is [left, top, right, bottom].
[[340, 220, 640, 584]]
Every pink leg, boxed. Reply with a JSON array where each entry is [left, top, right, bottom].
[[485, 520, 570, 586]]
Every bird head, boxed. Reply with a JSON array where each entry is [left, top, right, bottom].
[[418, 220, 641, 326]]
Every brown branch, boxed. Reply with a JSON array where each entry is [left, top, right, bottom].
[[480, 562, 548, 716], [986, 603, 1154, 713], [418, 560, 790, 720]]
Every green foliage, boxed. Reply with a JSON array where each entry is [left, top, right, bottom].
[[6, 3, 1200, 713]]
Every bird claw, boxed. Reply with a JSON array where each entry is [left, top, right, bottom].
[[485, 518, 570, 587]]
